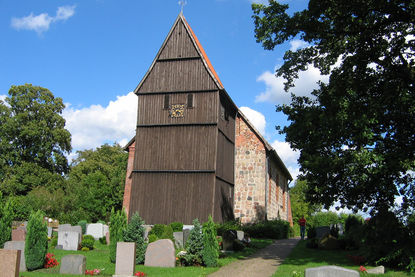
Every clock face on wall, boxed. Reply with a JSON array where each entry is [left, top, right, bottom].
[[169, 104, 185, 118]]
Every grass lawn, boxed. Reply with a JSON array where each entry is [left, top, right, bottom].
[[20, 238, 273, 277], [274, 240, 415, 277]]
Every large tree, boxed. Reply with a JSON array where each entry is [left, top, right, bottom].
[[252, 0, 415, 214], [0, 84, 71, 196], [290, 179, 321, 223]]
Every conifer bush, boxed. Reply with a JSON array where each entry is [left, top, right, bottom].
[[202, 215, 219, 267], [123, 212, 146, 264], [169, 222, 184, 232], [81, 235, 95, 250], [185, 218, 204, 265], [148, 224, 165, 238], [77, 220, 88, 234], [25, 210, 48, 271], [160, 225, 174, 241], [0, 196, 13, 248], [109, 208, 127, 263]]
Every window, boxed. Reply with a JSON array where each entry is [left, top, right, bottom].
[[187, 93, 194, 108], [164, 94, 169, 109]]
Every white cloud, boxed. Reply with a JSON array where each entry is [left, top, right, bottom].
[[249, 0, 269, 4], [239, 106, 266, 135], [290, 40, 309, 51], [271, 139, 300, 166], [11, 5, 76, 34], [0, 94, 6, 102], [255, 65, 329, 105], [63, 92, 137, 151]]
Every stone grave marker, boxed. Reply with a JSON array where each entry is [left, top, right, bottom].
[[60, 255, 86, 275], [305, 265, 359, 277], [183, 229, 191, 247], [4, 241, 26, 272], [173, 232, 184, 248], [0, 249, 21, 277], [58, 224, 72, 232], [183, 225, 194, 231], [114, 242, 136, 276], [367, 266, 385, 274], [236, 230, 244, 241], [12, 228, 26, 241], [86, 223, 104, 240], [315, 226, 331, 239], [143, 225, 152, 241], [145, 239, 175, 268], [58, 231, 80, 251], [103, 224, 109, 238], [47, 227, 53, 238], [106, 232, 110, 245], [222, 230, 237, 251]]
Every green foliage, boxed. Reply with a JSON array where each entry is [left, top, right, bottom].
[[0, 194, 13, 248], [185, 219, 204, 265], [123, 212, 146, 264], [81, 235, 95, 250], [99, 236, 107, 245], [148, 234, 158, 243], [81, 247, 90, 251], [25, 210, 48, 271], [0, 84, 71, 197], [202, 216, 219, 267], [242, 219, 291, 239], [169, 222, 183, 232], [306, 226, 316, 239], [66, 144, 128, 223], [50, 236, 58, 248], [252, 0, 415, 215], [345, 214, 364, 234], [290, 180, 321, 224], [149, 224, 166, 238], [160, 225, 174, 241], [215, 220, 241, 236], [109, 208, 127, 263], [310, 212, 341, 227], [78, 220, 87, 234]]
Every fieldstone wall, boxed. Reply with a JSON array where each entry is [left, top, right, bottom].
[[234, 116, 267, 223]]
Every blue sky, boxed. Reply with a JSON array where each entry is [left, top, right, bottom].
[[0, 0, 324, 180]]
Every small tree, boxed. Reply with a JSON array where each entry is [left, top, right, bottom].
[[109, 208, 127, 263], [123, 212, 146, 264], [0, 195, 13, 248], [25, 210, 48, 271], [185, 218, 204, 265], [202, 215, 219, 267]]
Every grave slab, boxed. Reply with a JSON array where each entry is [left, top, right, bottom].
[[367, 266, 385, 274], [0, 249, 20, 277], [4, 241, 26, 272], [58, 231, 80, 251], [86, 223, 104, 240], [305, 265, 359, 277], [315, 226, 331, 239], [237, 230, 244, 241], [114, 242, 136, 276], [59, 255, 86, 275], [145, 239, 175, 268], [12, 228, 26, 241], [173, 232, 184, 248], [183, 229, 191, 247]]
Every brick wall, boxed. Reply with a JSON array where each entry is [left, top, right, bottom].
[[122, 142, 135, 219], [234, 116, 267, 223]]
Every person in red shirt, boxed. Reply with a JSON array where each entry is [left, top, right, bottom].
[[299, 216, 307, 240]]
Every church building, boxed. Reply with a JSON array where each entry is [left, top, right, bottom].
[[122, 13, 293, 225]]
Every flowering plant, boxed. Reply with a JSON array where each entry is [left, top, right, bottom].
[[134, 272, 146, 276], [85, 269, 101, 275], [44, 253, 59, 268], [359, 265, 367, 273]]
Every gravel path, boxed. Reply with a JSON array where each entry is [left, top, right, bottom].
[[208, 238, 300, 277]]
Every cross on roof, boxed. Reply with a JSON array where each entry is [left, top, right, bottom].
[[178, 0, 187, 13]]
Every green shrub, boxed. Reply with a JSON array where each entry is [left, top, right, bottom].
[[109, 208, 127, 263], [97, 220, 106, 224], [169, 222, 183, 232], [242, 220, 290, 239], [310, 211, 340, 227], [149, 224, 165, 238], [216, 220, 241, 236], [25, 210, 48, 271], [202, 216, 219, 267], [77, 220, 88, 234], [81, 235, 95, 250], [344, 214, 363, 234], [81, 247, 89, 251], [161, 225, 174, 241], [123, 212, 146, 264], [50, 236, 58, 248], [185, 218, 204, 265], [307, 226, 316, 239], [233, 239, 246, 251], [148, 234, 158, 243], [99, 236, 107, 245], [0, 197, 14, 248]]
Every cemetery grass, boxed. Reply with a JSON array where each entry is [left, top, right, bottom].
[[20, 238, 273, 277], [273, 240, 415, 277]]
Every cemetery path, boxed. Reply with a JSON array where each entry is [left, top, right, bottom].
[[208, 237, 300, 277]]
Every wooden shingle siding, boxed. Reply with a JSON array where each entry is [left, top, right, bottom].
[[137, 59, 218, 93], [214, 178, 235, 222], [134, 125, 216, 171], [216, 132, 235, 184], [129, 172, 215, 224], [137, 92, 218, 125]]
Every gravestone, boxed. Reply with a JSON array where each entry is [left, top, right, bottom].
[[173, 232, 184, 248], [12, 228, 26, 241], [145, 239, 175, 268], [47, 227, 53, 238], [315, 226, 331, 239], [236, 230, 244, 241], [0, 249, 21, 277], [183, 225, 194, 231], [305, 266, 359, 277], [367, 266, 385, 274], [103, 224, 109, 239], [143, 225, 152, 241], [60, 255, 86, 275], [183, 229, 191, 247], [106, 232, 110, 245], [114, 242, 136, 276], [58, 224, 72, 232], [58, 231, 80, 251], [222, 230, 237, 251], [86, 223, 104, 240], [4, 241, 26, 272]]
